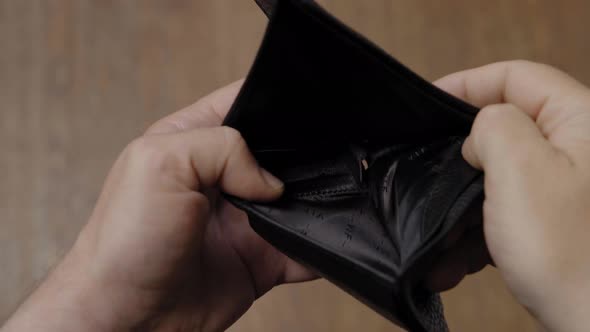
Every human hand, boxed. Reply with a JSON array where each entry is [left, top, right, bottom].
[[1, 80, 314, 332], [428, 61, 590, 332]]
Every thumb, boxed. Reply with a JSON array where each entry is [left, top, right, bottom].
[[462, 103, 556, 176], [213, 127, 285, 201], [134, 126, 284, 202]]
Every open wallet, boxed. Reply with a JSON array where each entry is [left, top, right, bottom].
[[222, 0, 485, 331]]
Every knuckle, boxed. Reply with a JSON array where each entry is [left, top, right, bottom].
[[505, 59, 552, 73], [482, 103, 520, 122], [506, 59, 540, 68], [127, 136, 160, 159], [126, 136, 172, 169], [219, 126, 246, 151], [505, 60, 567, 84], [194, 98, 217, 120], [144, 121, 162, 135], [145, 119, 179, 135], [470, 104, 519, 153], [472, 104, 510, 135]]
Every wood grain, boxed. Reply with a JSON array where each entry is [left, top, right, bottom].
[[1, 1, 588, 331]]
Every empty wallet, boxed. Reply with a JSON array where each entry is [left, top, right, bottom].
[[223, 0, 484, 331]]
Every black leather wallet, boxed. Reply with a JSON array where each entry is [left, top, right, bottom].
[[223, 0, 484, 331]]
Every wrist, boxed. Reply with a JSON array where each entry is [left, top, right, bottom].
[[1, 244, 140, 332], [2, 253, 107, 332]]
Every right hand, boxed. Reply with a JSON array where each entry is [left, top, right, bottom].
[[430, 60, 590, 332]]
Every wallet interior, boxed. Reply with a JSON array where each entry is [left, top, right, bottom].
[[223, 0, 483, 331]]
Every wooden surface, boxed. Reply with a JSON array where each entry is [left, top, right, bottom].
[[1, 0, 589, 331]]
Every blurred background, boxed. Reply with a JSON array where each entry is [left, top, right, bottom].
[[1, 0, 589, 331]]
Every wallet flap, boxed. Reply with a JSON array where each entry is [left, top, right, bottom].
[[225, 0, 478, 151]]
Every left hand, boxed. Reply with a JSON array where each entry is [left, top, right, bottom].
[[2, 80, 315, 332]]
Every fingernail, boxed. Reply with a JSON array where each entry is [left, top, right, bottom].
[[261, 168, 284, 190]]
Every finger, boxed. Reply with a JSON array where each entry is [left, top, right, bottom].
[[282, 258, 318, 284], [130, 126, 283, 201], [461, 103, 560, 173], [426, 227, 490, 292], [434, 61, 590, 136], [434, 60, 588, 115], [146, 79, 244, 135]]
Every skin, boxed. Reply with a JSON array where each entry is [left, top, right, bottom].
[[1, 80, 314, 332], [2, 60, 590, 332], [430, 60, 590, 332]]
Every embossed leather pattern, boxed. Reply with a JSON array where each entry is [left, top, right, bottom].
[[223, 0, 484, 331]]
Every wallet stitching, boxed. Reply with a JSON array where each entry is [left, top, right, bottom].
[[292, 188, 362, 197]]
